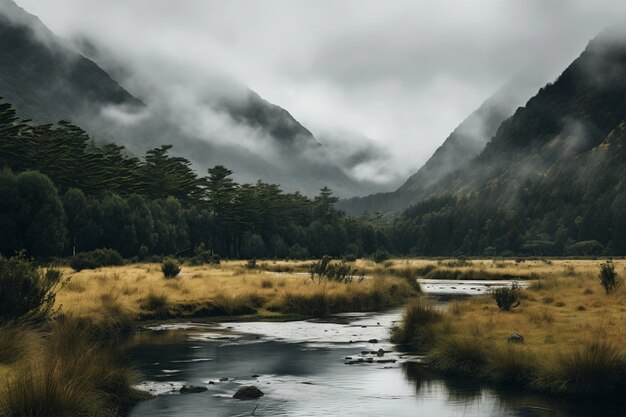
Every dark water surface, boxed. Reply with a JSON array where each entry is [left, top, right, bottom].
[[127, 309, 625, 417]]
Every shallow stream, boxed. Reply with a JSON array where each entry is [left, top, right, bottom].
[[127, 282, 625, 417]]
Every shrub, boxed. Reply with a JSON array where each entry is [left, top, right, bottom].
[[309, 256, 362, 284], [70, 248, 123, 271], [492, 283, 521, 311], [598, 261, 619, 294], [0, 253, 63, 322], [210, 254, 221, 265], [161, 258, 181, 279], [246, 258, 257, 269], [343, 254, 357, 262], [137, 245, 149, 260], [371, 250, 390, 264]]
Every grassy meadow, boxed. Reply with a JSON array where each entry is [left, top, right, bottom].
[[392, 258, 626, 398], [54, 260, 418, 329], [2, 257, 624, 416]]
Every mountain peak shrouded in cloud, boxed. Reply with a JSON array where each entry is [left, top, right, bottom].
[[336, 73, 546, 214], [0, 0, 370, 196], [0, 0, 143, 124]]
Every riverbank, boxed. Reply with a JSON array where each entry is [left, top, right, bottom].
[[1, 260, 417, 417], [393, 259, 626, 398]]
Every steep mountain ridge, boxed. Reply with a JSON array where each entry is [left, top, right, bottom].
[[337, 75, 540, 215], [0, 0, 362, 196], [391, 27, 626, 256]]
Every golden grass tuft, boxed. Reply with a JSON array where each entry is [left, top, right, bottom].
[[394, 259, 626, 397], [0, 318, 146, 417]]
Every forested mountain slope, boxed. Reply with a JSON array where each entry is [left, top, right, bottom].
[[390, 28, 626, 256]]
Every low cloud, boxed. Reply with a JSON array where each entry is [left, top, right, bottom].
[[12, 0, 626, 188]]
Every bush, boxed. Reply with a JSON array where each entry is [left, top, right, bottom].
[[161, 258, 181, 279], [70, 248, 123, 271], [137, 245, 149, 260], [598, 261, 619, 294], [245, 258, 257, 269], [371, 250, 390, 264], [492, 283, 521, 311], [309, 256, 362, 284], [343, 254, 357, 262], [0, 253, 62, 322], [210, 254, 221, 265]]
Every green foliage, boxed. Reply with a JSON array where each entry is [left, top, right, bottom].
[[0, 169, 66, 257], [598, 260, 619, 294], [70, 248, 123, 272], [161, 258, 181, 279], [492, 283, 521, 311], [371, 250, 390, 263], [0, 253, 62, 322], [210, 254, 222, 265]]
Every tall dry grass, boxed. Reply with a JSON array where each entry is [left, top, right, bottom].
[[55, 261, 418, 324], [0, 318, 146, 417], [394, 259, 626, 398]]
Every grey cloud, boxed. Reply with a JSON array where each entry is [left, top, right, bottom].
[[14, 0, 626, 187]]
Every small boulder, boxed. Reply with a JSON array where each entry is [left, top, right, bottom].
[[180, 385, 208, 394], [507, 332, 524, 344], [233, 385, 264, 400], [368, 339, 378, 343], [376, 348, 385, 357]]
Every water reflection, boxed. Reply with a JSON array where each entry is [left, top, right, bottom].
[[127, 317, 626, 417], [401, 362, 626, 417]]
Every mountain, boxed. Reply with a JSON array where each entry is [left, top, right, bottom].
[[0, 0, 142, 123], [391, 27, 626, 256], [0, 0, 362, 197], [337, 75, 541, 215]]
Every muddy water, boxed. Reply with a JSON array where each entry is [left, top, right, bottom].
[[127, 284, 625, 417]]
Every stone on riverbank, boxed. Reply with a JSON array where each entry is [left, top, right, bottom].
[[233, 385, 264, 400], [507, 332, 524, 344]]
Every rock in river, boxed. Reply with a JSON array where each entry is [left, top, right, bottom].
[[180, 385, 208, 394], [233, 385, 264, 400]]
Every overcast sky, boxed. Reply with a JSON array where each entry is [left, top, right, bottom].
[[15, 0, 626, 182]]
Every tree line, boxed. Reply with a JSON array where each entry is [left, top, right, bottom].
[[1, 96, 624, 260], [0, 100, 388, 260]]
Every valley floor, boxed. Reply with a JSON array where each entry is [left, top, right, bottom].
[[1, 258, 624, 416], [393, 258, 626, 398]]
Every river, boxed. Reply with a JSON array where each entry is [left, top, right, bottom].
[[127, 281, 625, 417]]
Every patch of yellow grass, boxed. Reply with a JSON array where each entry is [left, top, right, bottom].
[[395, 259, 626, 396], [56, 261, 415, 323]]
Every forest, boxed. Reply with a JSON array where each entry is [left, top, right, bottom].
[[1, 94, 625, 260]]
